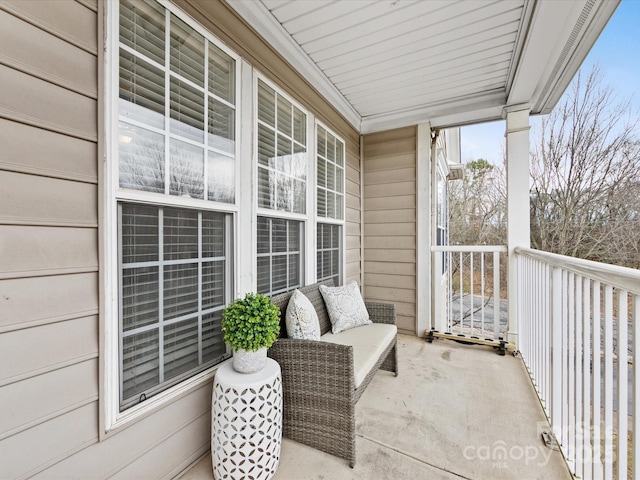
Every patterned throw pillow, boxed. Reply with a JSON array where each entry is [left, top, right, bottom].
[[285, 289, 321, 340], [319, 281, 372, 334]]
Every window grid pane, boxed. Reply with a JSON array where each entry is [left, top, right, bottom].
[[316, 125, 345, 220], [317, 223, 342, 286], [118, 3, 236, 204], [257, 79, 307, 214], [256, 216, 303, 296], [119, 203, 230, 410]]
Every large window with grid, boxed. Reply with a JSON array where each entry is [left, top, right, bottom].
[[115, 0, 237, 411], [316, 124, 345, 285], [256, 78, 307, 295]]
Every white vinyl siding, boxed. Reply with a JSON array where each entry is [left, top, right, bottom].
[[114, 0, 238, 412]]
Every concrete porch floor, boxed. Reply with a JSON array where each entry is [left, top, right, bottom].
[[179, 334, 571, 480]]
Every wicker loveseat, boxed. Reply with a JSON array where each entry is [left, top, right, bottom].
[[268, 280, 398, 467]]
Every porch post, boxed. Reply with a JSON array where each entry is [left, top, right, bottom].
[[416, 123, 431, 337], [504, 106, 530, 347]]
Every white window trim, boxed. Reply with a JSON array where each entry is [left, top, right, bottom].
[[315, 120, 346, 286], [103, 0, 242, 434]]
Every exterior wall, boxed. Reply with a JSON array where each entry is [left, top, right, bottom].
[[0, 0, 361, 478], [362, 127, 418, 335]]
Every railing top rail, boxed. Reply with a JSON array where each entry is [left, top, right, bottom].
[[515, 247, 640, 295], [431, 245, 508, 253]]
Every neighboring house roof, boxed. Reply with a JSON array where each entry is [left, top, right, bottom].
[[227, 0, 619, 133]]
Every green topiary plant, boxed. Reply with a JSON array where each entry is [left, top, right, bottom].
[[221, 293, 281, 352]]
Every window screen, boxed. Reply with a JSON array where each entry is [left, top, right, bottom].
[[256, 216, 303, 296], [119, 204, 230, 409]]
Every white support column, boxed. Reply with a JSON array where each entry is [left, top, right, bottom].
[[416, 123, 432, 337], [505, 106, 531, 347], [237, 59, 255, 296]]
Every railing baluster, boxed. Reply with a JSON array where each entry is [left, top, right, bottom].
[[583, 277, 592, 480], [469, 252, 473, 335], [568, 271, 576, 471], [604, 284, 614, 480], [575, 275, 583, 478], [552, 266, 563, 442], [633, 294, 639, 480], [448, 251, 453, 333], [481, 252, 485, 333], [593, 282, 603, 480], [616, 290, 628, 480], [494, 251, 500, 340], [459, 251, 463, 335]]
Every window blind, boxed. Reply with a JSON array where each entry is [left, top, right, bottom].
[[256, 216, 303, 296], [317, 223, 342, 286], [119, 204, 229, 409], [316, 125, 345, 220], [257, 79, 307, 214], [119, 0, 236, 204]]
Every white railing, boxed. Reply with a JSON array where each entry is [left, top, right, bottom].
[[516, 247, 640, 480], [431, 245, 508, 339]]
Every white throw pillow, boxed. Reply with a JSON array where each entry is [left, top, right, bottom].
[[285, 289, 321, 340], [319, 281, 372, 334]]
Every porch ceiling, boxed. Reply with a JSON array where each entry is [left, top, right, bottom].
[[227, 0, 618, 133]]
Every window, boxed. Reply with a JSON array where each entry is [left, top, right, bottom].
[[256, 217, 303, 295], [316, 124, 345, 285], [316, 125, 344, 220], [256, 78, 308, 295], [119, 0, 236, 203], [316, 223, 341, 285], [119, 204, 231, 409], [114, 0, 237, 412]]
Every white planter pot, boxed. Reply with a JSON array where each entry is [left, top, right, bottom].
[[232, 347, 268, 373]]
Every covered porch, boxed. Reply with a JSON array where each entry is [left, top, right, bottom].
[[181, 334, 571, 480], [1, 0, 632, 478]]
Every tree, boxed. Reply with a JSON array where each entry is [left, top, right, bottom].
[[448, 158, 506, 246], [450, 66, 640, 269], [529, 66, 640, 267]]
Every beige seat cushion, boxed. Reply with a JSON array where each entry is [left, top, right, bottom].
[[321, 323, 396, 388]]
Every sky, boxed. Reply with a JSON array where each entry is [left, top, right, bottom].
[[460, 0, 640, 165]]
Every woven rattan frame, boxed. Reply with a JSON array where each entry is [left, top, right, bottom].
[[268, 282, 398, 467]]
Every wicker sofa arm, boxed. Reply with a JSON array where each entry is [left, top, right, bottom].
[[268, 338, 355, 394], [365, 301, 396, 325]]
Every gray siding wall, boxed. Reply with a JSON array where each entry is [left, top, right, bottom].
[[363, 127, 418, 335], [0, 1, 102, 478], [0, 0, 362, 478]]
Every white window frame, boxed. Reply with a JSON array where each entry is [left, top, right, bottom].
[[103, 0, 242, 433], [315, 121, 346, 285]]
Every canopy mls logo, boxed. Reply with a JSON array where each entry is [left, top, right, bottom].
[[462, 440, 555, 469], [462, 421, 620, 470]]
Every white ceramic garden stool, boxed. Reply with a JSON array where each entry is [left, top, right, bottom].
[[211, 358, 282, 480]]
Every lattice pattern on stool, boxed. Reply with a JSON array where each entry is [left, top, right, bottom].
[[212, 376, 282, 480]]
